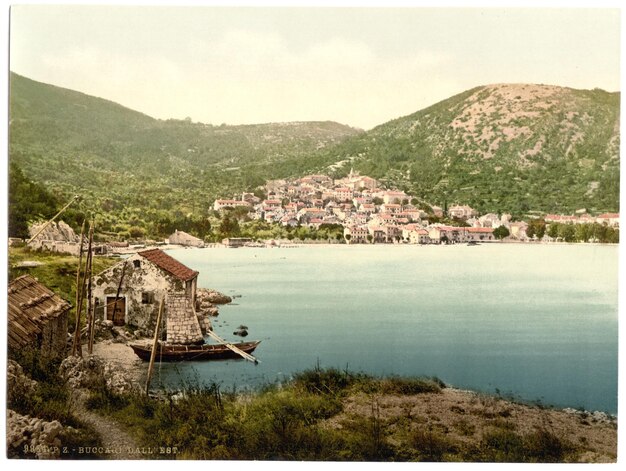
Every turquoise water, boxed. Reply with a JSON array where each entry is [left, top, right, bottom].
[[151, 244, 618, 414]]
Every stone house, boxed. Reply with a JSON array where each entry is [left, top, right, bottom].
[[508, 222, 529, 240], [8, 275, 71, 359], [27, 220, 81, 256], [213, 199, 252, 211], [168, 229, 204, 248], [465, 227, 495, 242], [402, 225, 431, 244], [92, 248, 198, 329], [448, 205, 477, 220], [383, 190, 408, 204], [344, 225, 369, 244]]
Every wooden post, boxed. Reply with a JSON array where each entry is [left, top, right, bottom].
[[72, 221, 86, 356], [86, 222, 96, 354], [146, 298, 165, 395]]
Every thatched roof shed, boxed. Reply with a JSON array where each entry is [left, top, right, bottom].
[[8, 274, 71, 357]]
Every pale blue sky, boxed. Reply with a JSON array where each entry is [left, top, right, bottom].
[[9, 5, 621, 129]]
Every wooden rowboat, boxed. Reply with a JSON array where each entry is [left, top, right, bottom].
[[130, 340, 261, 362]]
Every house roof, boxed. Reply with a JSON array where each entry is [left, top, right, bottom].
[[8, 275, 72, 350], [138, 249, 199, 282]]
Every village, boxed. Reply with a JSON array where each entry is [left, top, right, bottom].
[[5, 169, 621, 460], [6, 171, 620, 459], [212, 170, 620, 246]]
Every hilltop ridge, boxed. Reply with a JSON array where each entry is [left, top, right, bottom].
[[8, 73, 620, 237]]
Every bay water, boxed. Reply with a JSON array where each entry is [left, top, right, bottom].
[[153, 244, 618, 414]]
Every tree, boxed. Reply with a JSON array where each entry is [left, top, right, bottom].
[[526, 219, 546, 240], [493, 225, 510, 240], [129, 226, 145, 239], [8, 162, 60, 238], [219, 214, 240, 238], [558, 224, 575, 242], [547, 223, 560, 239]]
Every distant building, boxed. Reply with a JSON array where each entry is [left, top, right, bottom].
[[448, 205, 477, 220], [8, 275, 71, 359], [402, 224, 430, 244], [508, 222, 528, 241], [168, 230, 204, 248], [382, 191, 408, 204], [465, 227, 495, 242], [597, 213, 619, 227], [213, 199, 252, 211], [344, 225, 368, 244], [222, 237, 253, 248]]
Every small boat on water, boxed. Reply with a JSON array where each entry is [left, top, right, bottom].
[[467, 240, 480, 246], [130, 340, 261, 362]]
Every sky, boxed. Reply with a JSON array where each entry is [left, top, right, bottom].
[[8, 3, 621, 130]]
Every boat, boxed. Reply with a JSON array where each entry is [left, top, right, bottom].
[[467, 240, 480, 246], [130, 340, 261, 362]]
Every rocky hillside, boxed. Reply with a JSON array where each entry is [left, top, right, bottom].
[[9, 73, 619, 227], [309, 84, 620, 215]]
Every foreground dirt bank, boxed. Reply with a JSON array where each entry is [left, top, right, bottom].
[[87, 342, 617, 462], [324, 387, 616, 462]]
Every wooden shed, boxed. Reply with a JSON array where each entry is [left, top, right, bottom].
[[8, 275, 71, 358]]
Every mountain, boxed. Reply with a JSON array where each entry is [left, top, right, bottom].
[[9, 73, 620, 237], [293, 84, 619, 215], [9, 72, 361, 223]]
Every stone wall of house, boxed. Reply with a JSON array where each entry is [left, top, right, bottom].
[[166, 292, 203, 345], [93, 254, 184, 329], [40, 312, 68, 359], [28, 240, 81, 256]]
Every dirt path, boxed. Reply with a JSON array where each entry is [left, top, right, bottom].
[[73, 390, 142, 459]]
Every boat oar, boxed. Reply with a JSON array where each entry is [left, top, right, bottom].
[[206, 330, 259, 364]]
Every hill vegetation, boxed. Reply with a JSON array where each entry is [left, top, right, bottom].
[[9, 73, 620, 239], [9, 72, 361, 238], [299, 84, 620, 216]]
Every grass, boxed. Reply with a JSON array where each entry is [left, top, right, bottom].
[[7, 355, 596, 462], [77, 365, 586, 462]]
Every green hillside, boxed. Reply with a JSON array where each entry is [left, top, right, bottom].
[[9, 72, 361, 237], [295, 84, 620, 215], [8, 74, 620, 239]]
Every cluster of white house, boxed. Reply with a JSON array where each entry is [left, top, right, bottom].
[[212, 171, 620, 245], [214, 171, 506, 244]]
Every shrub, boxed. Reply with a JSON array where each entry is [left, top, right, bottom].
[[523, 428, 574, 462], [292, 366, 368, 396], [410, 428, 458, 461], [377, 377, 443, 395]]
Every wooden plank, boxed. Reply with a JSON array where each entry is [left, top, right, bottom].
[[206, 330, 259, 364], [72, 220, 86, 356]]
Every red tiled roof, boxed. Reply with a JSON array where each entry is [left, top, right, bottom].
[[139, 249, 198, 281], [598, 213, 619, 218]]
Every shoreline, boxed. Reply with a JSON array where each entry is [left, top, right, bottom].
[[90, 339, 617, 418], [103, 240, 619, 256]]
